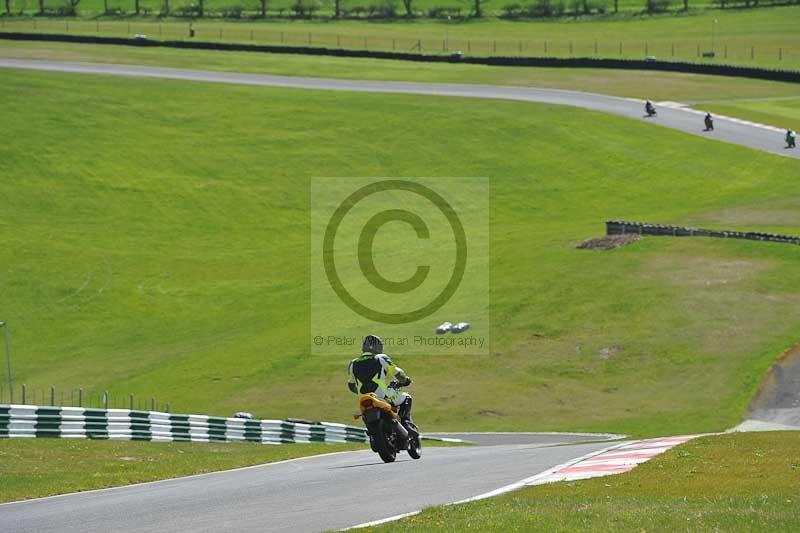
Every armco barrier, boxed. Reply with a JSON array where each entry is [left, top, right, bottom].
[[0, 404, 369, 444], [1, 31, 799, 84], [606, 220, 800, 245], [0, 404, 457, 444]]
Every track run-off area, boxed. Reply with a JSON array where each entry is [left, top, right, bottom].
[[1, 58, 799, 531], [1, 59, 799, 160]]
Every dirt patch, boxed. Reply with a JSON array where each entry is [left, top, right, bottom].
[[748, 343, 800, 418], [577, 234, 640, 250], [642, 255, 770, 287], [693, 196, 800, 229], [597, 346, 624, 361]]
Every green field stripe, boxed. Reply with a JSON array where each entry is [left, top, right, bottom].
[[34, 407, 62, 437]]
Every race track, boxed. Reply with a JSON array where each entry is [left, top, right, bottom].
[[0, 436, 619, 532], [1, 59, 798, 160]]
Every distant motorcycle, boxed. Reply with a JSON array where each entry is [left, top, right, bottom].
[[704, 114, 714, 131], [787, 130, 796, 148], [356, 388, 421, 463], [645, 102, 657, 117]]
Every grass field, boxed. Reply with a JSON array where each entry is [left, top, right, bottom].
[[2, 40, 800, 105], [2, 66, 800, 437], [704, 97, 800, 132], [0, 438, 365, 502], [1, 6, 799, 69], [373, 431, 800, 531]]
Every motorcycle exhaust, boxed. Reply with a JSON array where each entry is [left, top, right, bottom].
[[392, 419, 409, 441]]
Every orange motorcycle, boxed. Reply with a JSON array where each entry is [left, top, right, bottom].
[[356, 391, 421, 463]]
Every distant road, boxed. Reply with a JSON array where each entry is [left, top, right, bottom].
[[0, 435, 618, 532], [1, 59, 798, 159]]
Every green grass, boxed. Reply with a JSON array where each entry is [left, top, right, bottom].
[[0, 438, 364, 502], [3, 39, 800, 104], [2, 67, 800, 437], [373, 432, 800, 532], [703, 97, 800, 132], [1, 6, 800, 69]]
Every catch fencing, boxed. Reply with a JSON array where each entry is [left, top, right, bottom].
[[606, 220, 800, 245], [0, 404, 369, 444]]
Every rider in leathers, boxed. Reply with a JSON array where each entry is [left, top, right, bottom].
[[348, 335, 417, 436]]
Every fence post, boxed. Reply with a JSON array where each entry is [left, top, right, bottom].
[[671, 43, 674, 57], [443, 39, 446, 52], [308, 32, 311, 45], [22, 384, 26, 404], [697, 43, 700, 57], [645, 42, 648, 56], [751, 46, 754, 60], [619, 42, 622, 56], [104, 391, 109, 410], [129, 394, 134, 410], [724, 44, 727, 59], [519, 41, 522, 54], [78, 388, 83, 407], [51, 386, 55, 406], [281, 31, 284, 44], [544, 41, 548, 54], [493, 40, 496, 53], [166, 403, 171, 413], [779, 48, 782, 61], [468, 40, 471, 53]]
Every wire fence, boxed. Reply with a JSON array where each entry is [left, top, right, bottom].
[[0, 18, 795, 67], [0, 383, 171, 412]]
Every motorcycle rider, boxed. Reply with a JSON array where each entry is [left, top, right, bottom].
[[348, 334, 417, 437], [645, 100, 656, 117], [786, 129, 796, 148], [705, 112, 714, 131]]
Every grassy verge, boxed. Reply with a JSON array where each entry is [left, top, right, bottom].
[[703, 97, 800, 132], [2, 40, 800, 103], [0, 438, 365, 502], [372, 432, 800, 531], [1, 6, 799, 69]]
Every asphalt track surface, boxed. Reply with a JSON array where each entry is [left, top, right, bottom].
[[0, 437, 619, 532], [1, 59, 799, 160]]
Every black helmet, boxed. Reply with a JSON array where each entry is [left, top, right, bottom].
[[362, 334, 384, 355]]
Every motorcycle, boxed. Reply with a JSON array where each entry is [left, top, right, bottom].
[[645, 103, 657, 117], [356, 390, 421, 463], [705, 115, 714, 131], [787, 132, 797, 149]]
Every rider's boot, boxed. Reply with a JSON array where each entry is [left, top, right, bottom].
[[398, 397, 419, 438]]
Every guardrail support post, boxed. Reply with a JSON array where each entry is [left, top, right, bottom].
[[22, 384, 26, 404], [51, 386, 55, 406], [78, 388, 83, 407], [129, 394, 134, 410], [104, 391, 109, 410], [151, 397, 155, 411]]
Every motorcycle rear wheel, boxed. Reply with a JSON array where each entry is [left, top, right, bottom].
[[376, 421, 397, 463]]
